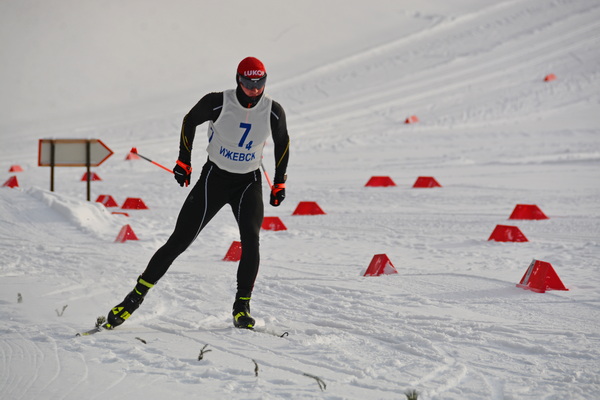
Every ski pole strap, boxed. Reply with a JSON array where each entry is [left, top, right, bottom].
[[272, 183, 285, 192], [176, 160, 192, 174]]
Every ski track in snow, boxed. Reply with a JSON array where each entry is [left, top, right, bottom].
[[1, 0, 600, 399], [280, 0, 600, 141]]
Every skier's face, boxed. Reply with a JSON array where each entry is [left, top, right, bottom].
[[240, 83, 264, 98]]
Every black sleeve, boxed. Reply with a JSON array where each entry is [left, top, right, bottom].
[[178, 92, 224, 164], [270, 100, 290, 184]]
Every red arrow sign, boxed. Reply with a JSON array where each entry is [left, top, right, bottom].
[[38, 139, 113, 167]]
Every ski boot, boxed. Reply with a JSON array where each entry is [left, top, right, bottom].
[[232, 297, 255, 329], [105, 276, 154, 329]]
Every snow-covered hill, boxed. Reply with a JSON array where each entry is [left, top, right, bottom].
[[1, 1, 599, 399]]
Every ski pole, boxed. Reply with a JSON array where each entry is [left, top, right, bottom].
[[129, 147, 173, 174], [260, 161, 273, 189]]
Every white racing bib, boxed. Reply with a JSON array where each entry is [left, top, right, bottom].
[[206, 89, 272, 173]]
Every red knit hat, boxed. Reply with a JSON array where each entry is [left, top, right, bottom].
[[237, 57, 266, 79]]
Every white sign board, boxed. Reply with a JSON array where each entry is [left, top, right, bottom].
[[38, 139, 113, 167]]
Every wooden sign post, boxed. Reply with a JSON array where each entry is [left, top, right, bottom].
[[38, 139, 113, 201]]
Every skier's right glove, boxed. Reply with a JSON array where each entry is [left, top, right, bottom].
[[173, 160, 192, 187]]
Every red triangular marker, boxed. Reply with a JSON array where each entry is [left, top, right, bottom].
[[364, 254, 398, 277], [122, 197, 149, 210], [292, 201, 326, 215], [115, 224, 139, 243], [81, 172, 102, 181], [96, 195, 119, 207], [223, 241, 242, 261], [413, 176, 442, 188], [2, 176, 19, 188], [261, 216, 287, 231], [365, 176, 396, 187], [509, 204, 548, 220], [517, 259, 568, 293], [488, 225, 528, 242], [125, 152, 140, 160]]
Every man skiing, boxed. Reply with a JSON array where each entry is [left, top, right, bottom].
[[106, 57, 290, 329]]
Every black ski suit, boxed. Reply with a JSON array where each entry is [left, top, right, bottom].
[[139, 86, 290, 299]]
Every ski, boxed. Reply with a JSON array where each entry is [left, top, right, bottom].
[[247, 326, 289, 338], [76, 316, 289, 338], [75, 325, 105, 336], [75, 316, 110, 337]]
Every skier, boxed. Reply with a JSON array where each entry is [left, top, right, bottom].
[[106, 57, 290, 329]]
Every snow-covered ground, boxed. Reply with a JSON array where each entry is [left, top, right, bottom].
[[1, 1, 599, 399]]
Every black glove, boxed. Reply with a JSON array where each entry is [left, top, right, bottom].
[[270, 183, 286, 206], [173, 160, 192, 187]]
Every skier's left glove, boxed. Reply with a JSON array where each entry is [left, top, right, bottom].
[[173, 160, 192, 187], [270, 183, 286, 206]]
